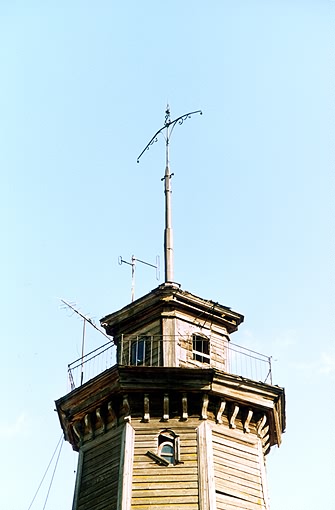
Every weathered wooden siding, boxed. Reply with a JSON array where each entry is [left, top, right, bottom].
[[73, 426, 122, 510], [131, 418, 199, 510], [118, 320, 162, 366], [211, 424, 267, 510], [175, 315, 229, 371]]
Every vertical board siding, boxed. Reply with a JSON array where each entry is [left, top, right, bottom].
[[175, 316, 227, 371], [212, 426, 266, 510], [74, 427, 122, 510], [131, 418, 199, 509], [119, 321, 162, 367]]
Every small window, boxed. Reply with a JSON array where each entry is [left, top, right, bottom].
[[159, 442, 175, 464], [131, 336, 147, 366], [192, 334, 210, 364], [157, 430, 180, 465]]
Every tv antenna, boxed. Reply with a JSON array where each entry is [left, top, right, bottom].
[[119, 254, 160, 302], [60, 299, 112, 386], [137, 105, 202, 283]]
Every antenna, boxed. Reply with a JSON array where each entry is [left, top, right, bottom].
[[60, 299, 112, 385], [137, 105, 202, 283], [119, 254, 160, 302]]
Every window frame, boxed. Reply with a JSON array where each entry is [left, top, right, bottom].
[[131, 336, 148, 366], [157, 429, 180, 466], [192, 333, 210, 364]]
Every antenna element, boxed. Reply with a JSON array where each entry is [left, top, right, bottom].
[[60, 299, 112, 386], [137, 105, 202, 283], [119, 255, 160, 301]]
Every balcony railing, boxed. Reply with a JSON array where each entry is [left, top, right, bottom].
[[67, 335, 272, 389]]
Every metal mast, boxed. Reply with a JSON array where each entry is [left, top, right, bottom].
[[137, 105, 202, 282]]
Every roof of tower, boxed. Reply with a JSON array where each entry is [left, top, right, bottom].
[[100, 282, 244, 337]]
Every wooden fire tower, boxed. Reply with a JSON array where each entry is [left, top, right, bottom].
[[56, 108, 285, 510]]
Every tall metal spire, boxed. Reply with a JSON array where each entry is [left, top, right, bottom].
[[137, 105, 202, 282]]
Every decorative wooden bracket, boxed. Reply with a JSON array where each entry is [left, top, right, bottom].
[[181, 393, 188, 421], [84, 413, 94, 439], [72, 421, 82, 443], [96, 407, 106, 432], [230, 403, 239, 429], [201, 394, 209, 420], [122, 394, 131, 422], [244, 409, 253, 433], [107, 401, 116, 422], [162, 393, 169, 422], [143, 394, 150, 422], [257, 414, 270, 454], [216, 399, 226, 424], [257, 414, 267, 437]]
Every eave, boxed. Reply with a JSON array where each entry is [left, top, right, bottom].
[[100, 283, 244, 336]]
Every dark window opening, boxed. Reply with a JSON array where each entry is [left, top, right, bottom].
[[157, 430, 180, 465], [131, 336, 148, 366], [192, 334, 210, 364]]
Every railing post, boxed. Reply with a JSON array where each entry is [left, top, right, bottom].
[[120, 334, 123, 365], [68, 365, 75, 391]]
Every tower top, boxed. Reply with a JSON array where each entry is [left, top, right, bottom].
[[137, 106, 202, 283]]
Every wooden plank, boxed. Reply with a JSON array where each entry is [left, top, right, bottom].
[[131, 495, 198, 504], [80, 472, 119, 490], [131, 505, 198, 510], [83, 449, 121, 469], [132, 488, 198, 498], [216, 492, 264, 509], [215, 476, 262, 499], [214, 457, 260, 477], [77, 490, 118, 510], [133, 461, 197, 470], [213, 442, 258, 463], [213, 449, 260, 471], [77, 485, 116, 506], [212, 437, 259, 461], [212, 432, 258, 452], [197, 421, 216, 510], [214, 465, 261, 488], [134, 446, 197, 455], [81, 458, 119, 479], [132, 467, 198, 476], [132, 481, 198, 490], [215, 470, 261, 492], [133, 474, 198, 483]]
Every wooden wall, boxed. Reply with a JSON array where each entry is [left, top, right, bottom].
[[118, 320, 162, 366], [211, 423, 268, 510], [71, 414, 269, 510], [174, 315, 229, 371], [73, 426, 122, 510], [131, 418, 200, 510]]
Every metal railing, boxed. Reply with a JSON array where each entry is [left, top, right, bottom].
[[68, 340, 116, 390], [67, 335, 272, 389], [226, 342, 272, 384]]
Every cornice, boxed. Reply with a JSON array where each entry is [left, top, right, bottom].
[[56, 366, 285, 453]]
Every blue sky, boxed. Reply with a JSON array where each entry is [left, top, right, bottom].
[[1, 1, 334, 509]]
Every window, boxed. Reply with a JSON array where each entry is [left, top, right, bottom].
[[159, 442, 175, 464], [192, 334, 210, 364], [157, 430, 180, 465], [131, 336, 147, 366]]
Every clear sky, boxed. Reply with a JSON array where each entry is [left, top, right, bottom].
[[1, 1, 334, 509]]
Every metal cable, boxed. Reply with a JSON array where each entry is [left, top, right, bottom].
[[42, 436, 64, 510], [27, 434, 63, 510]]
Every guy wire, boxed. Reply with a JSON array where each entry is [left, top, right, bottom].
[[27, 434, 63, 510], [42, 436, 64, 509]]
